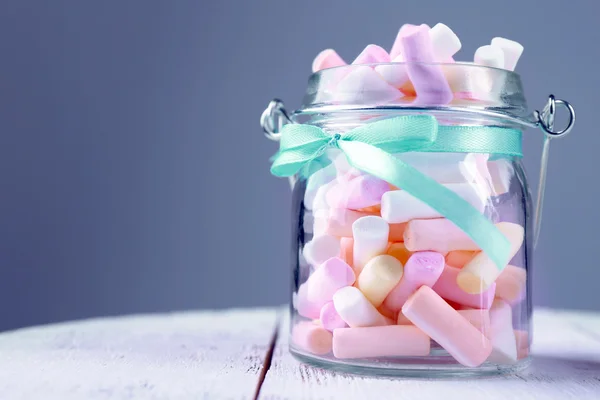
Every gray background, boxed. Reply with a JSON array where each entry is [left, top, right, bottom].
[[0, 0, 596, 332]]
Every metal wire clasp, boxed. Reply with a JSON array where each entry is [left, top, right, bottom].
[[260, 99, 292, 141], [532, 95, 576, 248]]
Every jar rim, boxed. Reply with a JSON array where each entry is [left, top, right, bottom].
[[296, 62, 534, 128]]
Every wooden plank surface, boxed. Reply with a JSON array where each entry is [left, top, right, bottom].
[[0, 308, 278, 400], [259, 308, 600, 400]]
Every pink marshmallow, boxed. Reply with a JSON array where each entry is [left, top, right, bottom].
[[514, 330, 530, 360], [383, 251, 445, 312], [320, 301, 347, 332], [333, 325, 430, 359], [402, 286, 493, 367], [495, 265, 527, 304], [334, 65, 403, 103], [352, 44, 391, 65], [400, 24, 453, 105], [313, 208, 376, 237], [306, 257, 355, 308], [457, 309, 491, 336], [312, 49, 347, 72], [488, 300, 518, 364], [389, 24, 422, 60], [292, 321, 333, 355], [296, 283, 320, 319], [432, 265, 496, 309], [339, 237, 354, 267], [404, 219, 480, 253], [326, 175, 390, 210]]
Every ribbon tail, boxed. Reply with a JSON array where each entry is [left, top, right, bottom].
[[338, 141, 511, 270]]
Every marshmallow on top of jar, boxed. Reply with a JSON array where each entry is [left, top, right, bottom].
[[267, 20, 573, 375]]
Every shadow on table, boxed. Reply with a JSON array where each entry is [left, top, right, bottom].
[[525, 355, 600, 379]]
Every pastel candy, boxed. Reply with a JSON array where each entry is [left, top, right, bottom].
[[383, 251, 445, 312], [374, 58, 410, 89], [401, 24, 453, 105], [306, 257, 355, 307], [495, 265, 527, 304], [457, 309, 491, 335], [302, 235, 341, 267], [429, 23, 462, 61], [459, 153, 493, 198], [386, 242, 411, 265], [488, 158, 513, 195], [446, 250, 478, 268], [333, 325, 430, 359], [488, 299, 518, 364], [352, 216, 390, 272], [490, 37, 524, 71], [296, 283, 320, 319], [474, 45, 505, 68], [432, 264, 496, 309], [333, 286, 393, 327], [292, 321, 333, 355], [313, 209, 376, 237], [352, 44, 391, 64], [310, 178, 339, 210], [303, 163, 337, 210], [357, 255, 404, 307], [335, 66, 403, 103], [389, 24, 420, 60], [388, 222, 407, 242], [320, 301, 347, 331], [397, 310, 413, 325], [312, 49, 347, 72], [339, 237, 354, 266], [402, 286, 492, 367], [404, 218, 479, 253], [514, 329, 530, 360], [394, 152, 480, 184], [457, 222, 525, 294], [326, 175, 390, 210], [381, 183, 486, 224]]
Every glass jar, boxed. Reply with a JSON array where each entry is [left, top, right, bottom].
[[262, 63, 575, 376]]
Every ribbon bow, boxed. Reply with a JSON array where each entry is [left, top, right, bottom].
[[271, 115, 515, 271]]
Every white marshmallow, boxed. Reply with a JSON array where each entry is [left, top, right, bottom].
[[429, 23, 462, 61], [488, 158, 514, 195], [352, 216, 390, 272], [380, 183, 486, 224], [310, 179, 338, 210], [332, 286, 392, 327], [302, 235, 341, 267], [490, 37, 524, 71], [335, 66, 403, 103], [474, 45, 505, 69], [488, 299, 518, 364], [303, 163, 337, 210]]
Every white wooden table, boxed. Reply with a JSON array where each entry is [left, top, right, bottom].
[[0, 308, 599, 400]]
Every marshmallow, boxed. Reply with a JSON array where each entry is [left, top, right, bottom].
[[397, 310, 413, 325], [310, 178, 339, 211], [357, 255, 404, 307], [395, 152, 474, 184], [389, 24, 420, 60], [333, 286, 393, 327], [339, 237, 354, 267], [352, 44, 391, 65], [388, 222, 407, 242], [332, 325, 430, 359], [474, 45, 505, 69], [429, 23, 462, 61], [490, 37, 524, 71], [457, 222, 525, 294], [495, 264, 527, 304], [306, 257, 355, 307], [459, 153, 493, 198], [404, 218, 480, 253], [312, 49, 347, 72], [292, 321, 333, 355], [488, 299, 518, 364], [302, 235, 341, 267], [296, 283, 320, 319], [457, 309, 491, 335], [378, 303, 397, 320], [303, 163, 337, 210], [446, 250, 478, 268], [374, 59, 410, 89], [432, 264, 496, 309], [386, 242, 412, 265], [326, 175, 390, 210], [335, 66, 403, 103], [352, 216, 390, 272], [401, 24, 453, 105], [320, 301, 347, 332], [383, 251, 445, 312], [380, 183, 486, 224], [313, 209, 376, 237], [514, 329, 530, 360], [403, 286, 492, 367], [488, 158, 514, 195]]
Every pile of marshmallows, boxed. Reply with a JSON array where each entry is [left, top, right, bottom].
[[292, 24, 528, 368], [312, 23, 524, 104]]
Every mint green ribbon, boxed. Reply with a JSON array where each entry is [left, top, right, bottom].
[[270, 115, 523, 271]]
